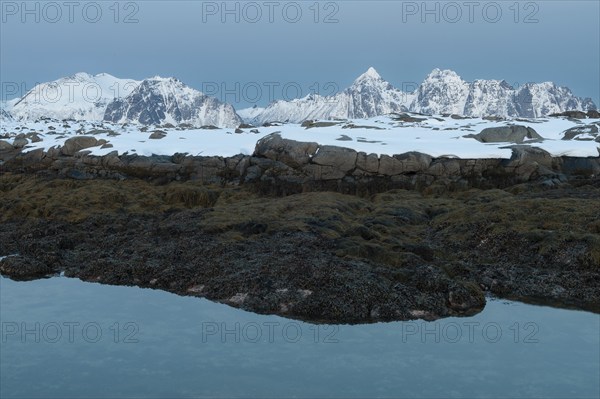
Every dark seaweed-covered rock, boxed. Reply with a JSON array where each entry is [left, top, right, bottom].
[[0, 256, 55, 281]]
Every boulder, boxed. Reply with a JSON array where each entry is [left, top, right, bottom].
[[428, 159, 461, 177], [587, 110, 600, 118], [254, 133, 318, 168], [549, 110, 588, 119], [0, 140, 14, 151], [561, 124, 598, 140], [378, 155, 403, 176], [502, 146, 555, 180], [390, 113, 427, 123], [12, 137, 29, 148], [466, 125, 543, 143], [61, 136, 101, 156], [149, 130, 167, 139], [394, 152, 433, 173], [356, 152, 379, 173], [311, 145, 357, 173], [27, 132, 43, 143], [378, 152, 432, 176], [301, 120, 340, 129]]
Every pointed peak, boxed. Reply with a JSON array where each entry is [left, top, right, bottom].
[[354, 67, 382, 84], [364, 67, 380, 79]]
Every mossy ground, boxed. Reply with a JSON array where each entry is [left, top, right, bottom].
[[1, 173, 598, 319]]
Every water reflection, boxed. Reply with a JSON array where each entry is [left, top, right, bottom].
[[1, 276, 598, 398]]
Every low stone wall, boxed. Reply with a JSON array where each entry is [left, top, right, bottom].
[[1, 133, 599, 194]]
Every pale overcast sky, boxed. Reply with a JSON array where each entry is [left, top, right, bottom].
[[1, 0, 598, 108]]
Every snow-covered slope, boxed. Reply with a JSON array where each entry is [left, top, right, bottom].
[[237, 106, 265, 122], [4, 113, 598, 159], [249, 68, 596, 123], [104, 77, 242, 128], [9, 73, 140, 121], [248, 68, 412, 125]]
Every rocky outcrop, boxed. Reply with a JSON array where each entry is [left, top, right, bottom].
[[254, 133, 318, 168], [549, 110, 599, 119], [61, 136, 106, 156], [465, 125, 543, 143], [1, 132, 599, 194], [562, 124, 599, 141]]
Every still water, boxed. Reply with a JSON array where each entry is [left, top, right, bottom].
[[1, 275, 598, 398]]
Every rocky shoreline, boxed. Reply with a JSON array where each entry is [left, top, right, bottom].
[[1, 135, 599, 323]]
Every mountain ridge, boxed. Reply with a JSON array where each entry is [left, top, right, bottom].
[[2, 68, 596, 127], [245, 67, 596, 124]]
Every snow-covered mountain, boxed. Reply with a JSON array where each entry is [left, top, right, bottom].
[[5, 69, 596, 126], [410, 69, 596, 118], [236, 105, 265, 122], [410, 69, 470, 115], [511, 82, 597, 118], [246, 67, 411, 125], [243, 68, 596, 123], [104, 77, 242, 128], [8, 73, 140, 121]]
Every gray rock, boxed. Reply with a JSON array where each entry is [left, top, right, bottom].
[[394, 152, 432, 173], [27, 133, 43, 143], [0, 140, 14, 150], [61, 136, 101, 156], [378, 155, 404, 175], [549, 110, 588, 119], [466, 125, 543, 143], [356, 152, 379, 173], [254, 133, 318, 168], [303, 163, 346, 180], [311, 145, 357, 173], [561, 124, 598, 140], [428, 159, 461, 176], [13, 137, 29, 148], [502, 146, 555, 180], [390, 113, 427, 123], [587, 110, 600, 118], [378, 152, 432, 176], [149, 130, 167, 139]]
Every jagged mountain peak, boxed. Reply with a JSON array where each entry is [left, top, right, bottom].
[[103, 76, 241, 127], [246, 68, 595, 123], [424, 68, 463, 82], [353, 67, 382, 84], [247, 67, 410, 124]]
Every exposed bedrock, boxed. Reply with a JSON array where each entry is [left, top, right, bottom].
[[1, 132, 599, 194]]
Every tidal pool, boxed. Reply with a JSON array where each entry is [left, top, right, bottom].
[[1, 275, 598, 398]]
